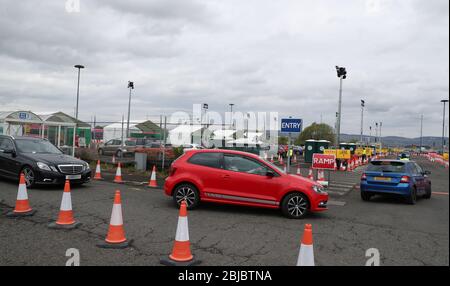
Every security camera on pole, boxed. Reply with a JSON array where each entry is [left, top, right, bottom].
[[335, 66, 347, 147], [126, 81, 134, 140]]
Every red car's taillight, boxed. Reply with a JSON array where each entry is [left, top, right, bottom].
[[400, 176, 410, 183], [361, 173, 367, 181]]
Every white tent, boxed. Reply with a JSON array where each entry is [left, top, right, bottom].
[[169, 125, 203, 146], [103, 122, 140, 142], [212, 129, 236, 140]]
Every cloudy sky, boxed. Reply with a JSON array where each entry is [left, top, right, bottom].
[[0, 0, 448, 138]]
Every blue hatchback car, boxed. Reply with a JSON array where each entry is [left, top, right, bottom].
[[360, 160, 432, 204]]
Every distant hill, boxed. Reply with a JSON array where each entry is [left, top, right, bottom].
[[340, 134, 448, 148]]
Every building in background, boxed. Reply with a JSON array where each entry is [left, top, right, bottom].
[[102, 120, 162, 142]]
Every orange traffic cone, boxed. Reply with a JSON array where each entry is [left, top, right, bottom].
[[296, 165, 302, 176], [48, 180, 81, 229], [296, 224, 314, 266], [161, 201, 200, 266], [307, 168, 314, 180], [317, 169, 328, 187], [340, 161, 346, 171], [94, 160, 103, 180], [147, 165, 158, 188], [283, 163, 287, 173], [112, 154, 116, 164], [114, 162, 124, 184], [97, 190, 131, 248], [6, 173, 36, 217], [347, 160, 353, 172]]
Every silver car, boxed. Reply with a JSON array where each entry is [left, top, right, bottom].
[[98, 139, 136, 157]]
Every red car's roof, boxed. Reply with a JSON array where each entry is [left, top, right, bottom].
[[185, 149, 261, 159]]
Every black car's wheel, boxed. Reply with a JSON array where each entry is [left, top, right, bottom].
[[423, 184, 431, 199], [406, 187, 417, 205], [21, 166, 36, 188], [116, 150, 123, 158], [361, 191, 373, 201], [172, 183, 200, 210], [281, 193, 309, 219]]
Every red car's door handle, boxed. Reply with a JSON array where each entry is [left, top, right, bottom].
[[222, 175, 231, 179]]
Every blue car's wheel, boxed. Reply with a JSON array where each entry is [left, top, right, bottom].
[[405, 187, 417, 205], [423, 184, 431, 199], [361, 191, 372, 201]]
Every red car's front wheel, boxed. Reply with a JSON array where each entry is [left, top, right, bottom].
[[281, 193, 309, 219], [172, 183, 200, 210]]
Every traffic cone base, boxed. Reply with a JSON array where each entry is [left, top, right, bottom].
[[97, 239, 133, 249], [48, 221, 82, 229], [160, 255, 201, 266], [6, 209, 36, 217]]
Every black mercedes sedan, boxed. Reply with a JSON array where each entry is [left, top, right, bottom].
[[0, 135, 91, 188]]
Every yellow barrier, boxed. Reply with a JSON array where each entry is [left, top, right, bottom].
[[336, 149, 351, 159], [323, 149, 337, 156]]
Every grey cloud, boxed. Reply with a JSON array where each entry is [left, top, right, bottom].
[[0, 0, 448, 137]]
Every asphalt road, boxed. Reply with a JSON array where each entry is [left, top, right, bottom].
[[0, 156, 448, 266]]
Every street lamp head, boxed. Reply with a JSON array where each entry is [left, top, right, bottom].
[[335, 66, 347, 79], [441, 99, 449, 103], [74, 65, 85, 69], [128, 81, 134, 89]]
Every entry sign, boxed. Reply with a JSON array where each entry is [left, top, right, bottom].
[[312, 153, 336, 170], [281, 118, 302, 133]]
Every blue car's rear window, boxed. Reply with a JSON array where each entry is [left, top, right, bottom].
[[367, 161, 406, 173]]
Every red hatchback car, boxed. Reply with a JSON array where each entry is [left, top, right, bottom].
[[164, 149, 328, 218]]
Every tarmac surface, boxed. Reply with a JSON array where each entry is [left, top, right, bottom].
[[0, 156, 448, 266]]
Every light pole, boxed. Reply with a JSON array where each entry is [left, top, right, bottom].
[[379, 122, 383, 151], [126, 81, 134, 139], [335, 66, 347, 146], [441, 99, 449, 153], [369, 126, 372, 144], [229, 103, 234, 128], [73, 65, 84, 156], [360, 99, 365, 145], [375, 122, 379, 142], [201, 103, 208, 147], [420, 115, 423, 152]]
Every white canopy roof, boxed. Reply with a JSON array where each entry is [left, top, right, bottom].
[[169, 124, 203, 134]]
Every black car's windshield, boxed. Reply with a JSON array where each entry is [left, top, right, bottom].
[[367, 161, 406, 173], [15, 139, 62, 154]]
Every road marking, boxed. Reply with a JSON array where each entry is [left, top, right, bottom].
[[432, 192, 449, 196], [326, 190, 346, 196], [328, 200, 346, 206]]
